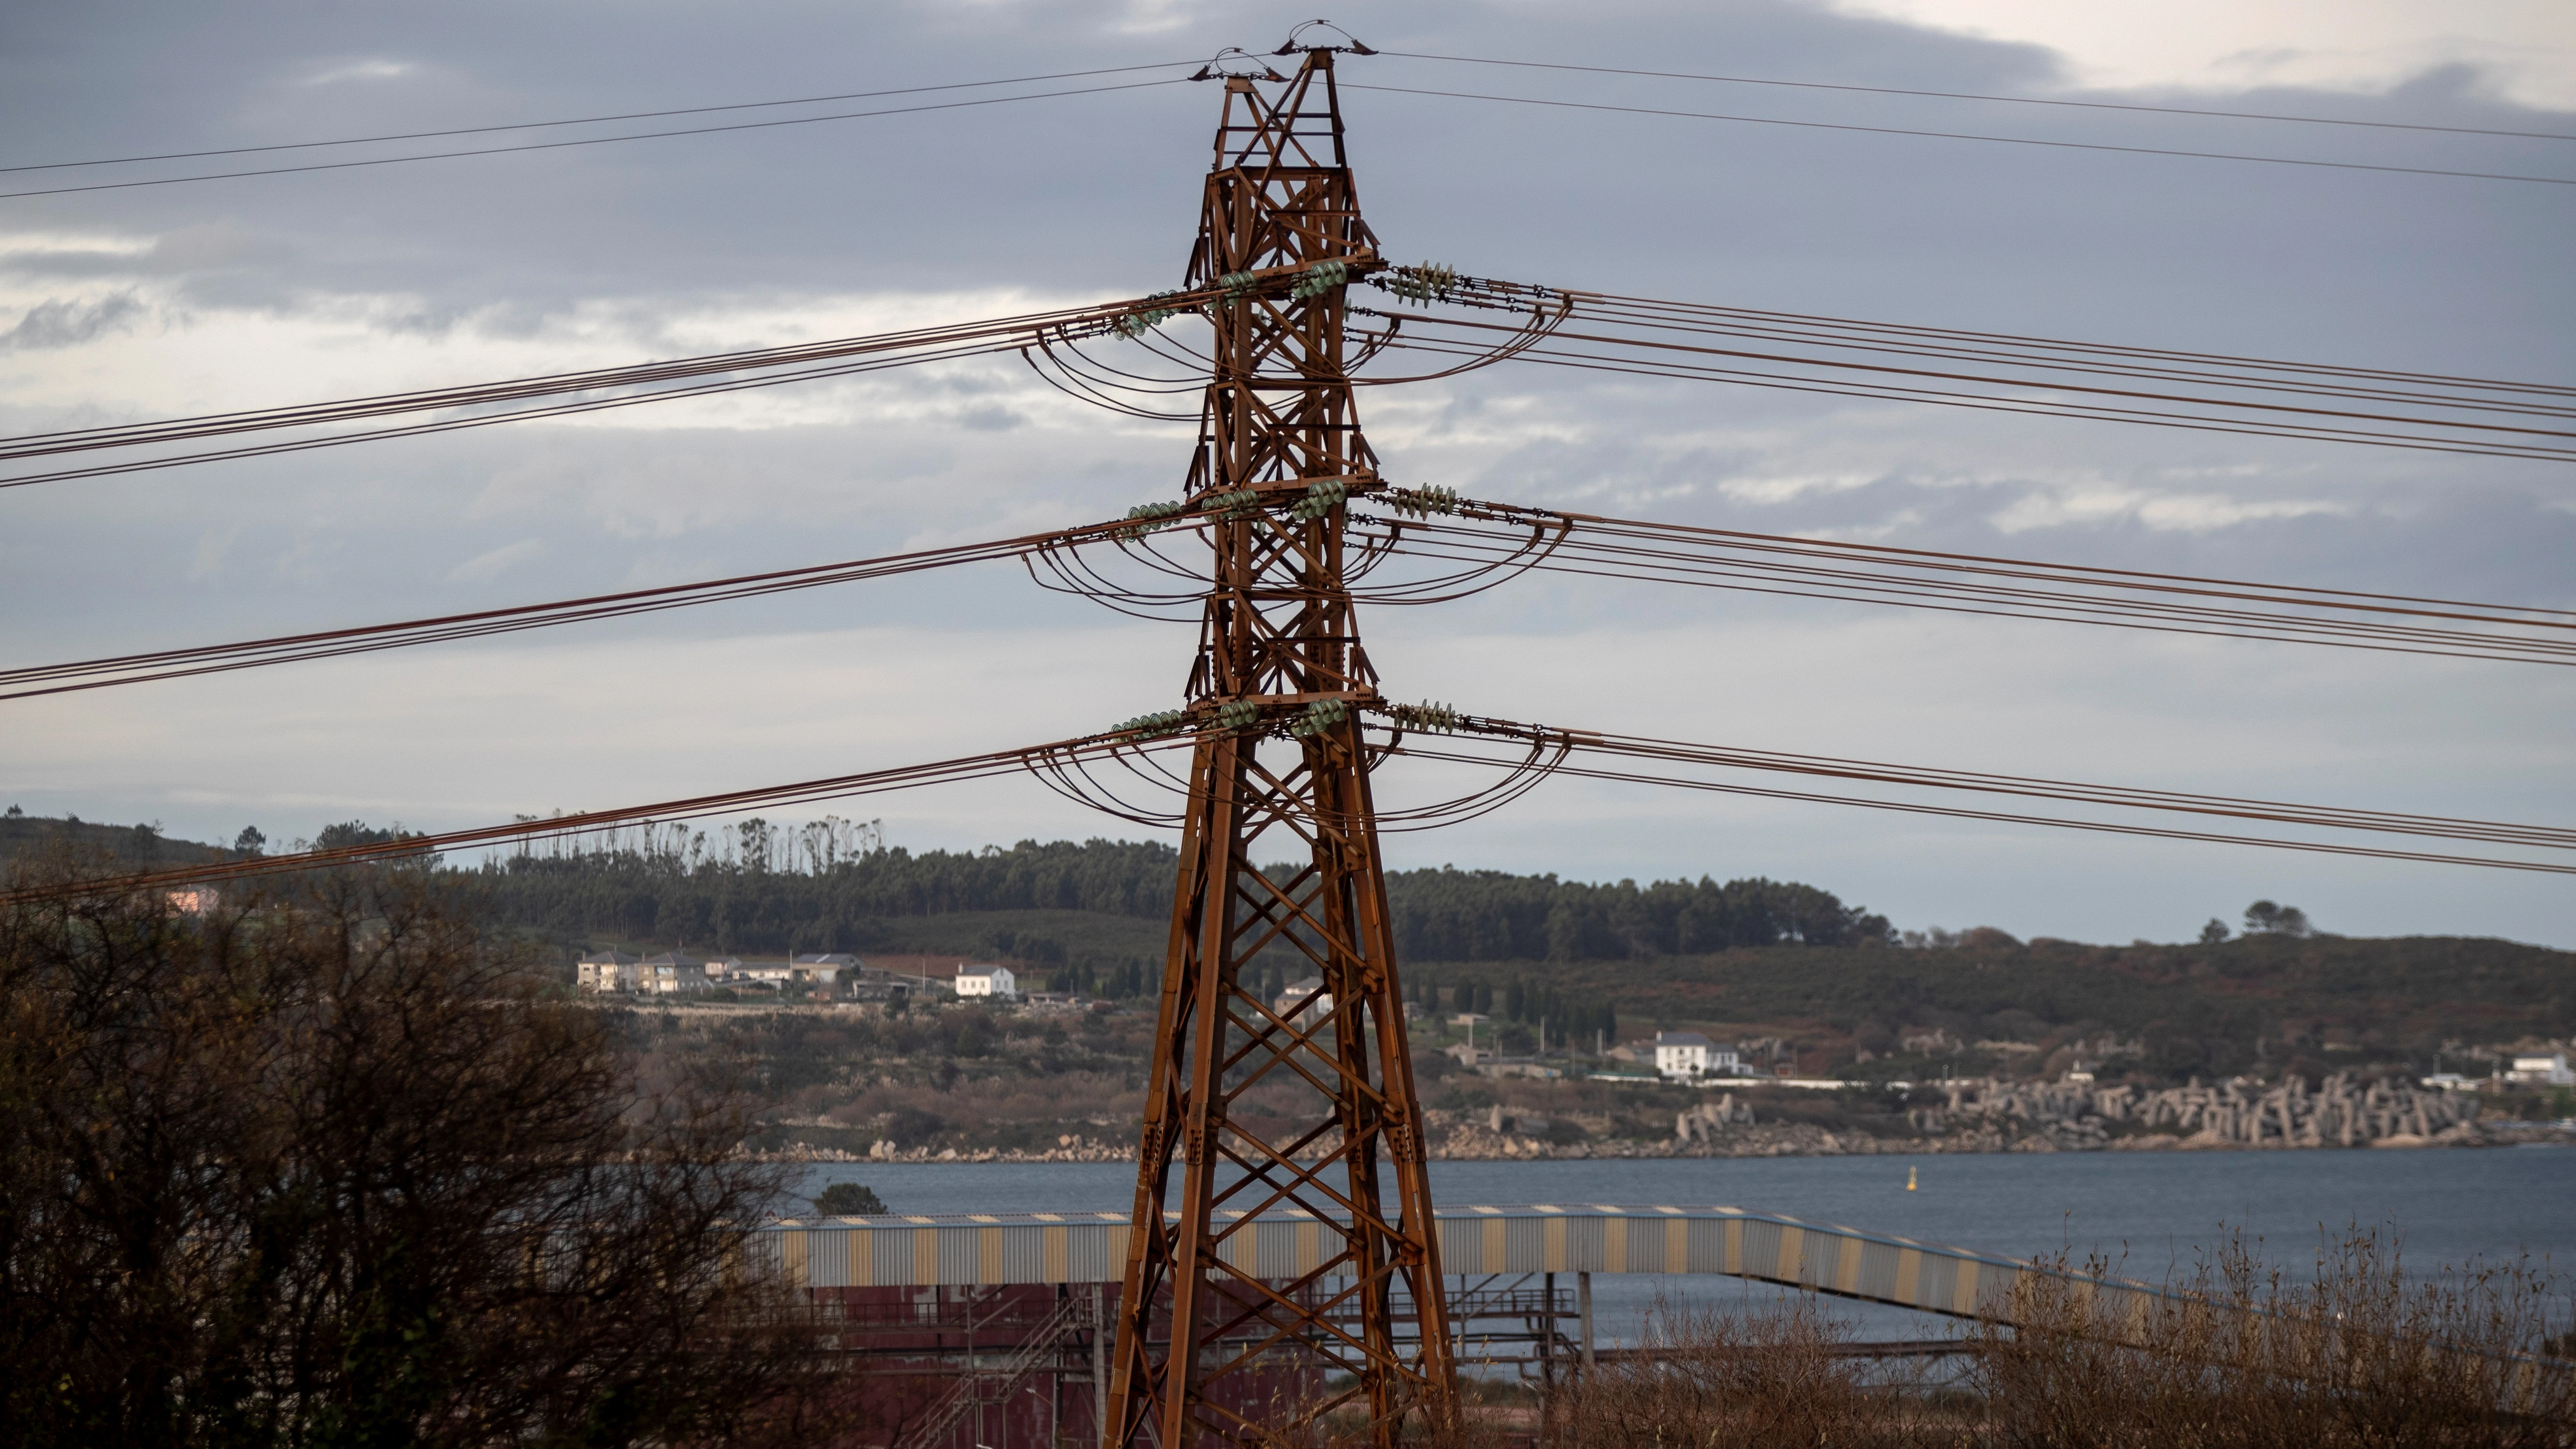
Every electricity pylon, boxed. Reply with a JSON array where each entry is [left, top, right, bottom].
[[1100, 47, 1457, 1449]]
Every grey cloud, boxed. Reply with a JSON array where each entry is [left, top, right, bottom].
[[1, 290, 143, 349]]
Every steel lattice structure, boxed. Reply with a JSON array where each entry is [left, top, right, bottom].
[[1097, 48, 1459, 1449]]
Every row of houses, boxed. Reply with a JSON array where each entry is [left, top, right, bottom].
[[577, 950, 1019, 1000]]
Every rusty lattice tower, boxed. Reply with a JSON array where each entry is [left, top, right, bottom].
[[1099, 47, 1457, 1449]]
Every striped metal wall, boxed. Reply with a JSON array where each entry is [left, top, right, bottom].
[[747, 1203, 2109, 1326]]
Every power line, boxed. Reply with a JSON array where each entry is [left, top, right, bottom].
[[1378, 51, 2576, 144], [0, 727, 1190, 906], [0, 498, 1266, 700], [19, 700, 2564, 908], [1361, 268, 2576, 460], [1354, 504, 2576, 666], [1392, 712, 2576, 869], [16, 485, 2567, 709], [0, 518, 1125, 700], [1523, 284, 2576, 400], [1401, 746, 2576, 877], [1385, 311, 2576, 449], [22, 269, 2569, 491], [0, 61, 1203, 175], [0, 77, 1194, 201], [1342, 82, 2576, 187], [1371, 333, 2576, 463], [0, 282, 1249, 489], [0, 337, 1034, 488]]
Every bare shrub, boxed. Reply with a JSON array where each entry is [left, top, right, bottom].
[[1552, 1291, 1934, 1449], [1977, 1230, 2575, 1449]]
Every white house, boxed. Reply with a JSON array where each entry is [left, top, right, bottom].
[[739, 962, 796, 989], [639, 952, 709, 995], [1276, 975, 1333, 1020], [955, 964, 1018, 1000], [700, 955, 744, 979], [577, 950, 640, 992], [2508, 1053, 2574, 1086], [1653, 1031, 1740, 1080]]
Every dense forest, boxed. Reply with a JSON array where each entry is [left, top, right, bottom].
[[457, 831, 1892, 961]]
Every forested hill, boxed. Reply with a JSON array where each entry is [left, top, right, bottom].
[[461, 838, 1894, 959], [0, 815, 1886, 961], [0, 811, 237, 869]]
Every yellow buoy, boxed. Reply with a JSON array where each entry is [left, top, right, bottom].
[[1906, 1166, 1918, 1191]]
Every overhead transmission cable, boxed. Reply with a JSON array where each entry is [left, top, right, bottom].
[[1357, 270, 2576, 462], [0, 61, 1206, 176], [1341, 83, 2576, 187], [1378, 333, 2576, 462], [0, 727, 1195, 907], [13, 272, 2572, 490], [1377, 52, 2576, 144], [1350, 501, 2576, 666], [0, 75, 1196, 201], [12, 705, 2565, 910], [1392, 713, 2576, 873], [0, 515, 1167, 700], [10, 489, 2568, 708], [1399, 745, 2573, 877], [0, 284, 1254, 490]]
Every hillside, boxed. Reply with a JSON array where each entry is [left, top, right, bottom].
[[0, 811, 235, 869], [6, 814, 2565, 1082], [1410, 934, 2575, 1082]]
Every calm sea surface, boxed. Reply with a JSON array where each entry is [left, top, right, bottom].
[[799, 1146, 2576, 1344]]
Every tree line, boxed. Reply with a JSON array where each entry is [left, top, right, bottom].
[[454, 832, 1892, 961]]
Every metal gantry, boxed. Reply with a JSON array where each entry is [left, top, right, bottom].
[[1098, 47, 1458, 1449]]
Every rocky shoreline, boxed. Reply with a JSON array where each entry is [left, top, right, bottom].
[[758, 1116, 2568, 1165]]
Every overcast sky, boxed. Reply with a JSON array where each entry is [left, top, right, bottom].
[[3, 0, 2570, 946]]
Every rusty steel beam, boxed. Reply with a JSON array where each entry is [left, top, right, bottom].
[[1100, 47, 1456, 1449]]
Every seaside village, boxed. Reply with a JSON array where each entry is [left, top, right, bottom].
[[576, 950, 2571, 1160]]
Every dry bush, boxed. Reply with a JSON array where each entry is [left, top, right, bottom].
[[1976, 1230, 2575, 1449], [1548, 1292, 1937, 1449]]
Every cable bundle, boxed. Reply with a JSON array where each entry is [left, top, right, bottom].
[[1365, 275, 2576, 462], [1352, 500, 2576, 666]]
